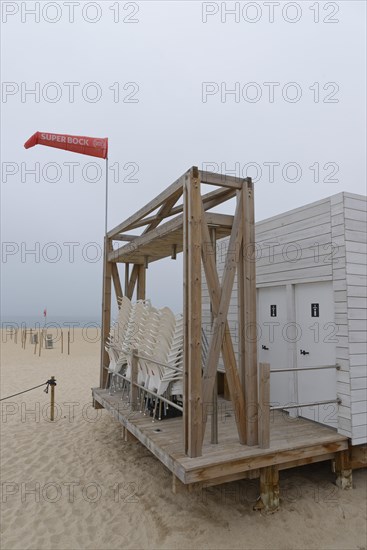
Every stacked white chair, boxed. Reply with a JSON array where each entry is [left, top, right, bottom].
[[106, 298, 211, 420]]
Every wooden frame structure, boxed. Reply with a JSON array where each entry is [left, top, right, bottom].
[[98, 167, 258, 457], [93, 166, 359, 511]]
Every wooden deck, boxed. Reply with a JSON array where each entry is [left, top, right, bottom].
[[92, 388, 348, 486]]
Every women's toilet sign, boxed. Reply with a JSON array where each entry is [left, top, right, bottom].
[[311, 303, 320, 317], [270, 304, 277, 317]]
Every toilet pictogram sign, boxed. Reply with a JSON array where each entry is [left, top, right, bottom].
[[311, 303, 320, 317]]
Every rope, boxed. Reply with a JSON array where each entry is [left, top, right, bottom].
[[0, 382, 48, 402]]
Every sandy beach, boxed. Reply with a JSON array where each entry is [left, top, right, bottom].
[[1, 328, 366, 550]]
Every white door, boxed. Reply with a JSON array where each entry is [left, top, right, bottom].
[[257, 286, 291, 407], [295, 281, 337, 428]]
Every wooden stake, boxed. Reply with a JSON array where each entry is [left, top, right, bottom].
[[67, 330, 70, 355], [38, 329, 41, 357], [61, 331, 63, 354], [50, 376, 56, 421]]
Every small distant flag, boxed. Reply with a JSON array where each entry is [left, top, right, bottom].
[[43, 309, 47, 317]]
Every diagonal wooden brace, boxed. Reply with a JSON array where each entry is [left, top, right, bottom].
[[201, 194, 247, 444]]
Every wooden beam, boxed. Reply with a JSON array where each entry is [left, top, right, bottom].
[[130, 349, 139, 411], [205, 213, 234, 228], [124, 263, 130, 296], [185, 167, 203, 457], [201, 200, 247, 444], [107, 173, 186, 237], [259, 363, 270, 449], [100, 236, 112, 389], [111, 264, 123, 303], [201, 194, 245, 443], [243, 178, 258, 446], [108, 241, 123, 302], [209, 226, 218, 445], [183, 182, 189, 455], [109, 212, 235, 264], [122, 186, 236, 232], [116, 187, 184, 289], [137, 265, 146, 300], [199, 170, 243, 189], [113, 234, 139, 242], [127, 265, 137, 299]]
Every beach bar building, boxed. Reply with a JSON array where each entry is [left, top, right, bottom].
[[92, 168, 366, 512]]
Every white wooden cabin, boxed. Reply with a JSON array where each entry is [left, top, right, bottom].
[[203, 192, 367, 445]]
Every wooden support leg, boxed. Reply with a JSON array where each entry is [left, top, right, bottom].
[[172, 474, 188, 495], [254, 466, 279, 513], [184, 167, 203, 458], [100, 236, 112, 390], [335, 450, 353, 490], [123, 427, 138, 443], [137, 265, 146, 300]]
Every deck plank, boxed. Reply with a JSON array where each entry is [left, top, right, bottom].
[[92, 388, 348, 484]]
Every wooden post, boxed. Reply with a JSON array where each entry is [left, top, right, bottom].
[[34, 339, 37, 355], [30, 328, 33, 343], [14, 328, 17, 344], [49, 376, 56, 421], [67, 331, 70, 355], [100, 236, 112, 389], [38, 329, 41, 357], [130, 349, 138, 411], [335, 449, 353, 489], [243, 178, 258, 446], [125, 263, 130, 296], [137, 264, 146, 300], [184, 167, 203, 457], [61, 331, 63, 354], [256, 466, 279, 513], [209, 226, 218, 445], [259, 363, 270, 449], [183, 182, 189, 454]]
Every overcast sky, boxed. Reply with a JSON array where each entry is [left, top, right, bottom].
[[1, 0, 366, 322]]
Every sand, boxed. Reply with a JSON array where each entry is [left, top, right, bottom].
[[1, 328, 366, 550]]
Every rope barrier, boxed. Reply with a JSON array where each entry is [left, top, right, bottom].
[[0, 381, 50, 402]]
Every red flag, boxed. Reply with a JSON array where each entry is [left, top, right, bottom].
[[24, 132, 108, 159], [43, 309, 47, 317]]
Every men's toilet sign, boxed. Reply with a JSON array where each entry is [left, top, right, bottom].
[[311, 303, 320, 317], [270, 304, 277, 317]]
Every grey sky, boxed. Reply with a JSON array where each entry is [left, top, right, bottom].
[[1, 0, 366, 321]]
